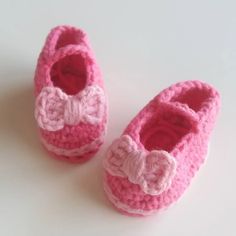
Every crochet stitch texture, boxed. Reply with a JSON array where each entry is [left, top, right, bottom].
[[103, 80, 220, 216], [34, 25, 107, 163]]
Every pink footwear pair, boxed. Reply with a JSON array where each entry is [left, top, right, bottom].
[[34, 25, 221, 216]]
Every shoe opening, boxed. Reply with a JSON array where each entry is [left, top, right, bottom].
[[139, 111, 192, 152], [170, 86, 210, 112], [55, 28, 85, 50], [50, 54, 87, 95]]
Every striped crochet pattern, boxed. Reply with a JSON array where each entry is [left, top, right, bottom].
[[34, 25, 107, 163], [103, 80, 220, 216]]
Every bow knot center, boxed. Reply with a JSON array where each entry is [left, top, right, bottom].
[[122, 151, 145, 183], [64, 97, 83, 125]]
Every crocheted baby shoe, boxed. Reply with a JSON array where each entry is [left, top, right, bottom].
[[34, 25, 107, 163], [103, 80, 220, 216]]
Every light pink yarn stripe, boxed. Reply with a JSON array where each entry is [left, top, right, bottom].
[[41, 133, 105, 157], [103, 179, 162, 216]]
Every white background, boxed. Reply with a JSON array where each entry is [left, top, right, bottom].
[[0, 1, 235, 235]]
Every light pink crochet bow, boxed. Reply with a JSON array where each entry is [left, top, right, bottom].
[[104, 135, 177, 195], [35, 85, 105, 131]]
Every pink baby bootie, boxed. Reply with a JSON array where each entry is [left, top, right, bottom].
[[103, 80, 220, 216], [34, 25, 107, 163]]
